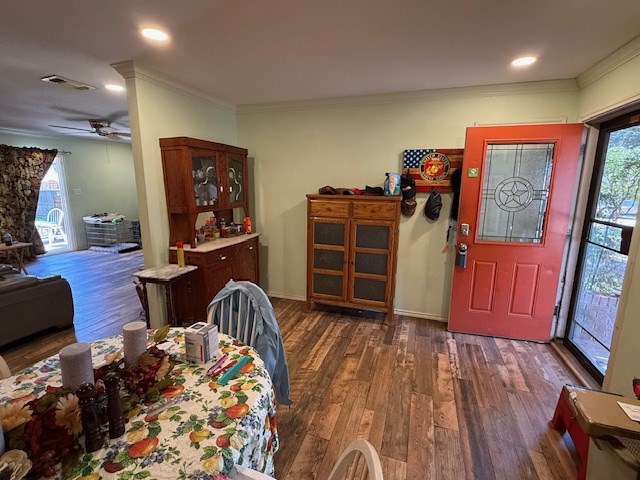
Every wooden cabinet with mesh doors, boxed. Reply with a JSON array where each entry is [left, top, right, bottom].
[[306, 194, 400, 319]]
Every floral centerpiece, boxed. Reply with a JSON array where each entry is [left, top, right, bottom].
[[0, 326, 177, 478], [1, 385, 83, 477]]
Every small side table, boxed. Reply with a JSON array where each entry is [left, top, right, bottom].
[[0, 242, 33, 274], [133, 264, 197, 327], [551, 385, 640, 480]]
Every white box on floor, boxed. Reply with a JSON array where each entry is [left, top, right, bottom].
[[185, 322, 218, 364]]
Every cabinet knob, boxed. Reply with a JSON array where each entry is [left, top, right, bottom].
[[248, 246, 254, 250], [219, 255, 227, 261]]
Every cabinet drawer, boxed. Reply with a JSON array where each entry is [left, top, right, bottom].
[[309, 200, 349, 218], [205, 244, 239, 266], [353, 202, 397, 220], [239, 236, 258, 253]]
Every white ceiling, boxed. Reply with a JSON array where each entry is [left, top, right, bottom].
[[1, 0, 639, 140]]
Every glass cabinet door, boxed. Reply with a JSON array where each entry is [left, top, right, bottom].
[[191, 153, 220, 208], [349, 222, 392, 304], [227, 154, 245, 207], [311, 219, 347, 299]]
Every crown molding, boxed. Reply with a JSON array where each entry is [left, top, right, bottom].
[[111, 61, 236, 113], [237, 79, 578, 114], [577, 35, 640, 89], [579, 91, 640, 123]]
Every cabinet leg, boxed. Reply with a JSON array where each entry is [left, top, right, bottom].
[[165, 284, 175, 326], [136, 281, 150, 328]]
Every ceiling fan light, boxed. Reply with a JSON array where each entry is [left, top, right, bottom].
[[511, 56, 537, 67], [105, 84, 125, 92], [140, 28, 169, 42]]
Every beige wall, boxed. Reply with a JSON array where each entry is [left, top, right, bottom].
[[116, 62, 237, 326], [0, 131, 137, 249], [111, 43, 640, 395], [237, 83, 580, 319]]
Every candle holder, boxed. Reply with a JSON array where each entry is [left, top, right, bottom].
[[59, 343, 94, 392], [123, 321, 147, 368]]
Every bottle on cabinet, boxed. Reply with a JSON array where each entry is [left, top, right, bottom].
[[176, 241, 185, 267]]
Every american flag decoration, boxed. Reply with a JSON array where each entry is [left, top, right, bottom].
[[402, 148, 463, 192]]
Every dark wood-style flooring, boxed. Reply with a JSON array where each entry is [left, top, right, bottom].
[[1, 250, 581, 479]]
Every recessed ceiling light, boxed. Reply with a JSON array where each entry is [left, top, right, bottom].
[[511, 56, 537, 67], [105, 84, 125, 92], [140, 28, 169, 42]]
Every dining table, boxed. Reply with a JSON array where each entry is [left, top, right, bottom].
[[0, 328, 279, 479]]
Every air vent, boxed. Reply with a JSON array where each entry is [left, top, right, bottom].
[[41, 75, 96, 91]]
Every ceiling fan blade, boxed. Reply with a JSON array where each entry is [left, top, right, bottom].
[[110, 131, 131, 137], [49, 124, 94, 133]]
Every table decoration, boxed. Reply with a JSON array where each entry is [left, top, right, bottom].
[[0, 328, 279, 479], [2, 385, 82, 478], [59, 343, 93, 392], [0, 450, 32, 480], [123, 321, 147, 368]]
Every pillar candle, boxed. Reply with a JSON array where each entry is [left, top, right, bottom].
[[123, 321, 148, 368], [59, 343, 94, 392]]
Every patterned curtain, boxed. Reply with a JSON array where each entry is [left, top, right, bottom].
[[0, 145, 58, 258]]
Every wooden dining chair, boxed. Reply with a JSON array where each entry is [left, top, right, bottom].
[[0, 355, 12, 379], [327, 439, 384, 480]]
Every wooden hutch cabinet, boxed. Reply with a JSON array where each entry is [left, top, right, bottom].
[[306, 194, 400, 319], [160, 137, 249, 247], [160, 137, 258, 325]]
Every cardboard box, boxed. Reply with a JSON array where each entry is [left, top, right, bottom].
[[185, 322, 219, 364], [565, 385, 640, 440]]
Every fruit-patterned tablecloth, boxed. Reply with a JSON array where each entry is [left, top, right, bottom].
[[0, 329, 279, 479]]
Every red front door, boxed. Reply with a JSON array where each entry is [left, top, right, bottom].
[[448, 123, 584, 341]]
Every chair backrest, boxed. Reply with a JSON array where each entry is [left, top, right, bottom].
[[327, 439, 384, 480], [207, 288, 259, 346], [0, 355, 12, 379], [47, 207, 64, 226]]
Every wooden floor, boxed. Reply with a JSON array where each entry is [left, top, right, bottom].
[[1, 250, 581, 480], [1, 249, 145, 371]]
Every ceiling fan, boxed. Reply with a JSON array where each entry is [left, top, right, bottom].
[[49, 120, 131, 138]]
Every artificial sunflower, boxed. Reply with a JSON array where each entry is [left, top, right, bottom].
[[54, 393, 82, 435]]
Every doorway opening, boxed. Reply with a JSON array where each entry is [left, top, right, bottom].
[[565, 110, 640, 383], [35, 153, 76, 254]]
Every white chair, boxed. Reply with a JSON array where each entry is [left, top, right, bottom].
[[0, 355, 12, 379], [327, 439, 384, 480], [45, 208, 67, 244], [207, 280, 292, 405], [208, 287, 259, 346]]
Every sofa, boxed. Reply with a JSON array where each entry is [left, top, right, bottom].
[[0, 265, 74, 347]]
